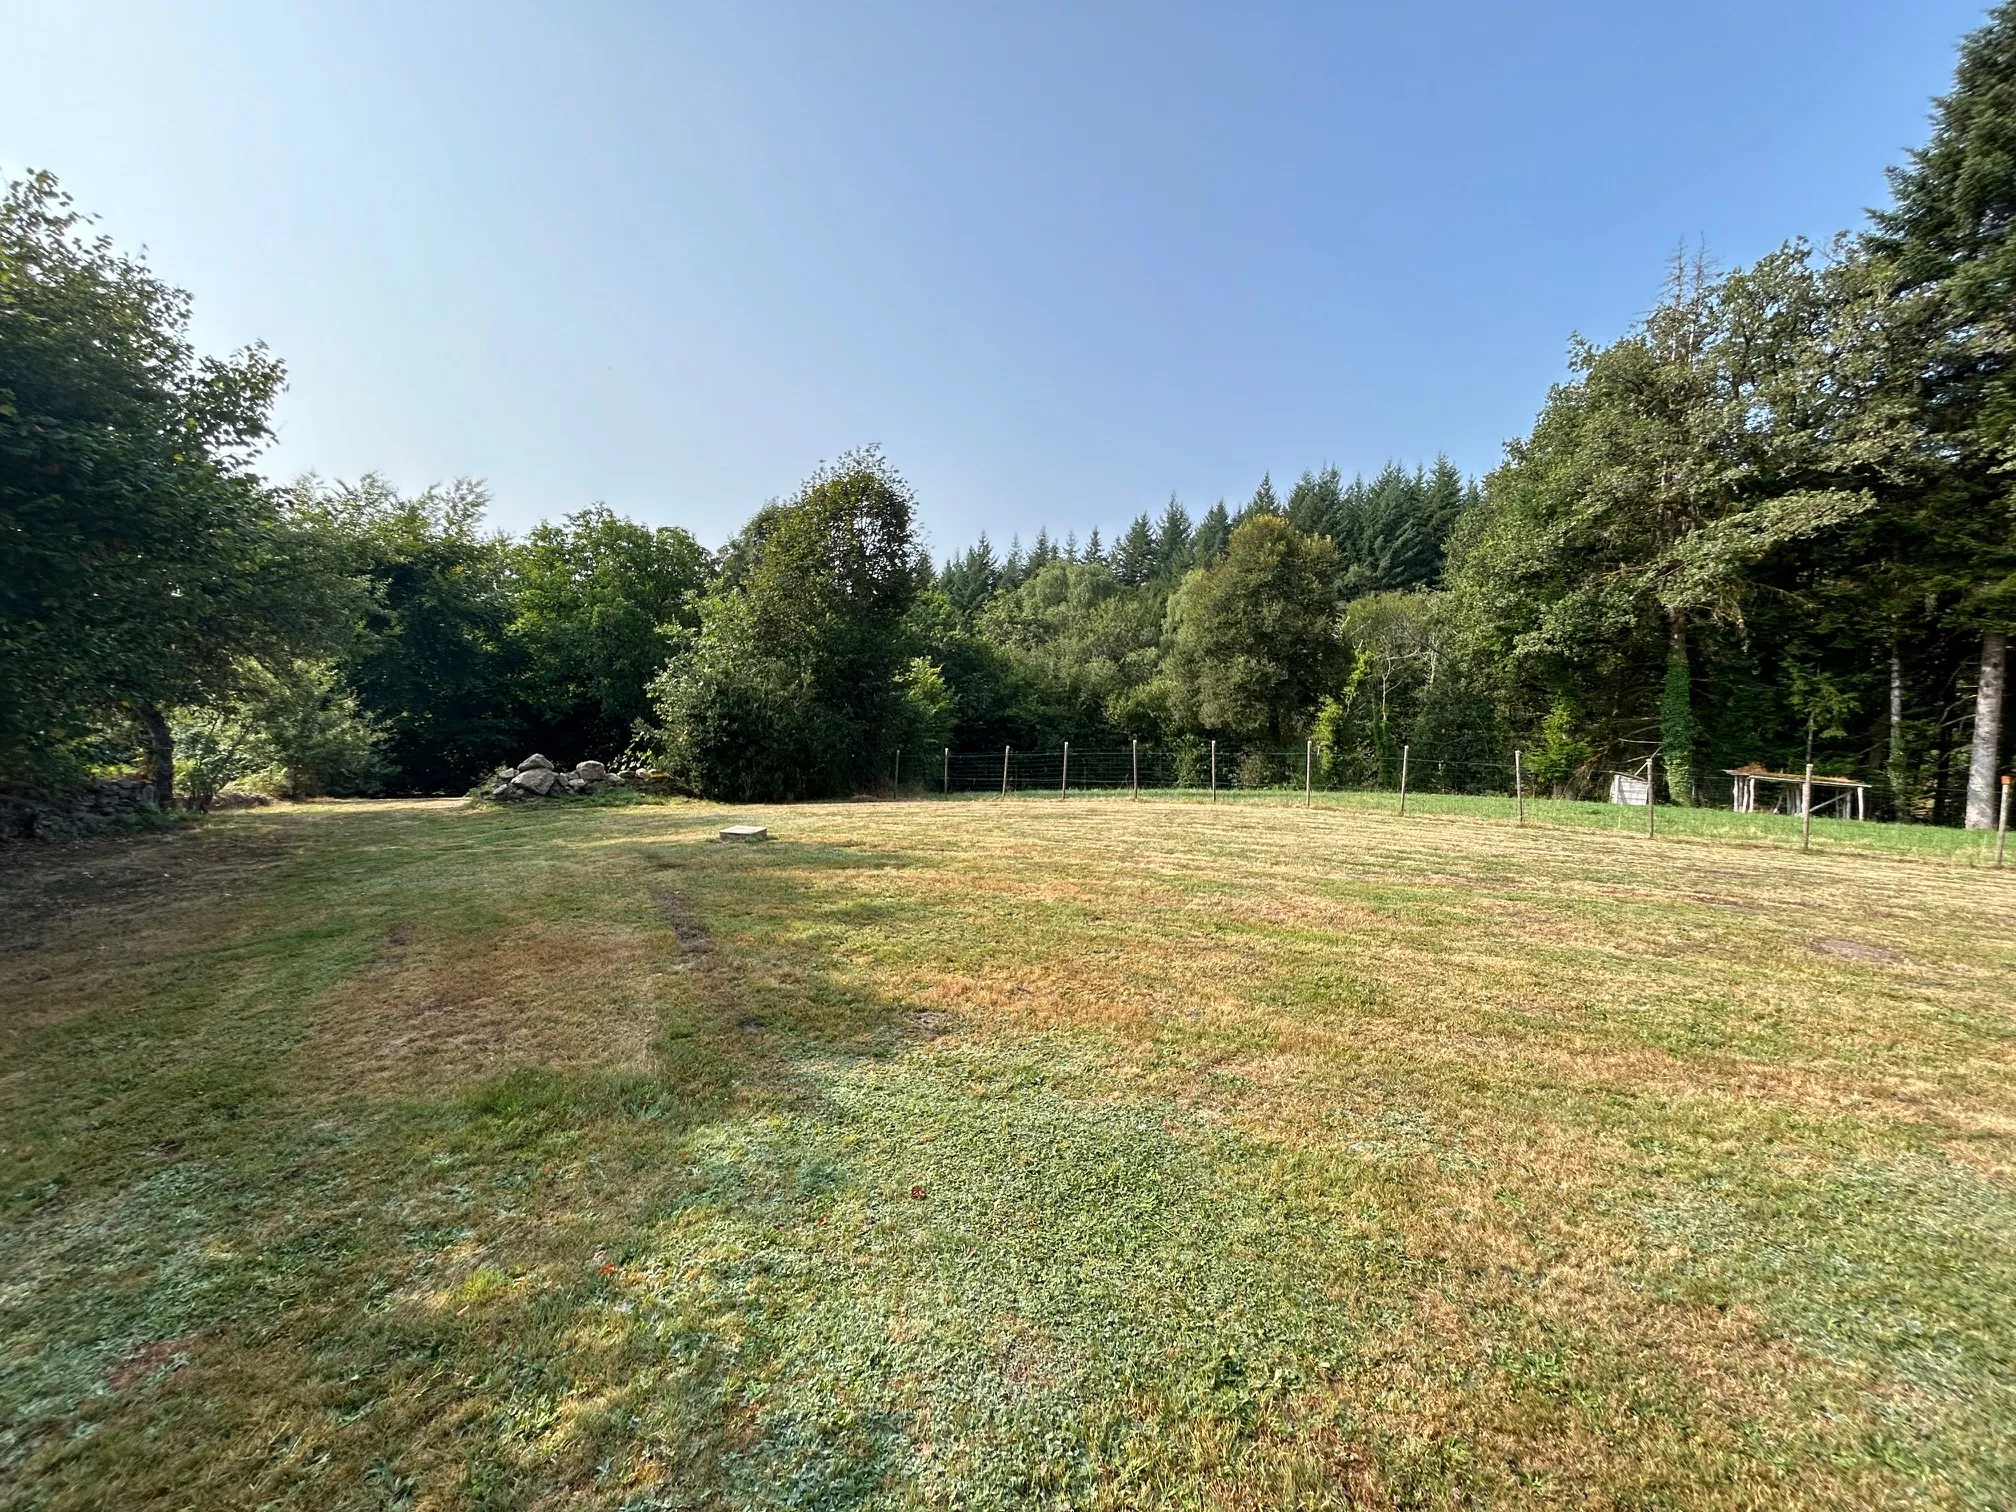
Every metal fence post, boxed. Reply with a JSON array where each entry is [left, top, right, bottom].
[[1801, 762, 1814, 852], [1304, 740, 1313, 808], [894, 748, 901, 793], [1398, 745, 1409, 816], [943, 746, 949, 795], [1648, 754, 1658, 839], [1514, 749, 1524, 825], [1210, 739, 1217, 803], [1001, 745, 1011, 800], [1132, 738, 1139, 800], [1061, 741, 1070, 796]]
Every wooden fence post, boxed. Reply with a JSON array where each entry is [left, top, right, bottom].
[[1061, 741, 1070, 796], [1398, 745, 1409, 816], [1305, 739, 1313, 809], [1996, 774, 2009, 869], [1210, 739, 1217, 803], [1802, 762, 1814, 852], [943, 746, 949, 795], [894, 748, 901, 793], [1132, 738, 1139, 800], [1647, 754, 1657, 839], [1001, 745, 1010, 800], [1514, 749, 1524, 825]]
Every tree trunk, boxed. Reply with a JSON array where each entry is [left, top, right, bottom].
[[137, 703, 175, 810], [1660, 611, 1695, 805], [1887, 644, 1910, 821], [1964, 629, 2007, 829]]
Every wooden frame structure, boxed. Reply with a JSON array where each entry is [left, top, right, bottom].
[[1726, 765, 1868, 820]]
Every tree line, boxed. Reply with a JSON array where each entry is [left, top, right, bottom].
[[4, 4, 2013, 823]]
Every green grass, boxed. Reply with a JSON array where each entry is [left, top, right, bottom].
[[3, 793, 2013, 1509], [947, 785, 2009, 864]]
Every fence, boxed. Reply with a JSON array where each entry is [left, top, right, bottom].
[[886, 742, 2012, 865], [923, 740, 1644, 803]]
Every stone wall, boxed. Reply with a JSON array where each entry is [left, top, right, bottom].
[[0, 778, 163, 842]]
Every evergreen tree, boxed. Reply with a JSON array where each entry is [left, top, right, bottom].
[[939, 535, 1000, 618], [1191, 501, 1232, 565], [1286, 466, 1346, 540], [1153, 496, 1193, 580], [1238, 474, 1281, 523], [1865, 0, 2016, 826], [1114, 514, 1157, 587], [1419, 456, 1472, 576]]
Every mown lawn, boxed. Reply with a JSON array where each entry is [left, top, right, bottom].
[[2, 792, 2012, 1510]]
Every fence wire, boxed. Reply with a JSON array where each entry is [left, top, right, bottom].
[[908, 742, 1753, 808]]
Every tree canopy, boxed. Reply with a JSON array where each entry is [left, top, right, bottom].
[[1, 172, 346, 796]]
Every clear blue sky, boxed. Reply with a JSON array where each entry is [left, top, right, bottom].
[[0, 1, 1992, 555]]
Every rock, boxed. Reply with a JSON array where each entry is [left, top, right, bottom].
[[517, 753, 555, 773], [511, 767, 558, 796], [575, 760, 608, 783], [559, 773, 586, 793], [605, 766, 674, 795]]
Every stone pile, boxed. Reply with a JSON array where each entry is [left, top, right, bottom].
[[482, 754, 672, 801]]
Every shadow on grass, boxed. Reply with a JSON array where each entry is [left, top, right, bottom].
[[0, 804, 968, 1507]]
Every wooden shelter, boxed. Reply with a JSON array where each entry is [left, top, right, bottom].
[[1726, 764, 1868, 819], [1607, 753, 1655, 806]]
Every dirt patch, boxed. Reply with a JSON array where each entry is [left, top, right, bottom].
[[307, 922, 660, 1094], [1810, 937, 1900, 964], [654, 890, 710, 953]]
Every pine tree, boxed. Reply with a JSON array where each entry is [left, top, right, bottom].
[[1114, 514, 1157, 587], [1286, 467, 1346, 540], [1239, 474, 1281, 522], [1191, 502, 1232, 565], [1419, 456, 1471, 578], [1153, 496, 1193, 580], [938, 535, 999, 617], [1083, 527, 1104, 567]]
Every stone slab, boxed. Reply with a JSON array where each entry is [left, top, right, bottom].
[[719, 825, 769, 842]]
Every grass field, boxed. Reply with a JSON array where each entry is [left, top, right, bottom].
[[3, 792, 2013, 1510]]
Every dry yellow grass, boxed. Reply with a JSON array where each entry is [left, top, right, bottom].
[[2, 792, 2011, 1508]]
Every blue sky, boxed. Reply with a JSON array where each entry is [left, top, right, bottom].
[[0, 1, 1991, 555]]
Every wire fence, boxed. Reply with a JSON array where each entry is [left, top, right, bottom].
[[916, 740, 1629, 802], [880, 741, 2012, 865], [901, 742, 1849, 808]]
